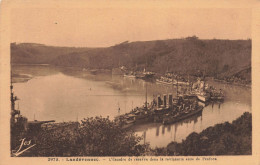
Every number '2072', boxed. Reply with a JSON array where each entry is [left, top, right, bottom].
[[48, 158, 59, 161]]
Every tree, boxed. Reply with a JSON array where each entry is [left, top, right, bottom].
[[30, 117, 146, 156]]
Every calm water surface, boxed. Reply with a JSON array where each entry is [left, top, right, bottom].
[[12, 65, 251, 148]]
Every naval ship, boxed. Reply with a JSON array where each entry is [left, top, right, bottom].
[[11, 83, 55, 155]]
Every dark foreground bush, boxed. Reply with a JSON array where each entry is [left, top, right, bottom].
[[167, 112, 252, 156], [13, 112, 251, 156], [28, 117, 146, 156]]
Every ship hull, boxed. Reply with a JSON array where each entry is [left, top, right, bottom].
[[121, 122, 135, 129], [177, 81, 190, 86], [163, 107, 203, 125], [156, 79, 189, 86], [210, 96, 224, 101], [197, 94, 210, 102], [156, 79, 176, 85], [123, 74, 136, 78]]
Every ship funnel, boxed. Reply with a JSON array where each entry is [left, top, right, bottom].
[[157, 95, 161, 109], [163, 94, 167, 107], [168, 93, 173, 107]]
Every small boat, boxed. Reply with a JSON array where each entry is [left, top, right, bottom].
[[135, 68, 155, 80]]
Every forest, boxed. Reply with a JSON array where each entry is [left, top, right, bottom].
[[11, 37, 251, 83]]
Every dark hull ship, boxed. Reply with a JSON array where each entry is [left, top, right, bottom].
[[135, 68, 155, 80], [162, 105, 203, 125], [115, 75, 226, 129], [115, 84, 204, 129]]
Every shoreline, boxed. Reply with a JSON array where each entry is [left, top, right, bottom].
[[213, 79, 251, 88], [11, 64, 252, 88]]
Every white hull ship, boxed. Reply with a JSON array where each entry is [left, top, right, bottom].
[[196, 93, 210, 102], [123, 74, 136, 78], [156, 78, 176, 85], [156, 74, 190, 86]]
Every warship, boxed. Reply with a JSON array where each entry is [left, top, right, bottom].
[[192, 78, 225, 102], [124, 71, 136, 78], [115, 79, 204, 129], [162, 100, 203, 125], [11, 84, 55, 133], [11, 83, 55, 155], [156, 73, 190, 86], [135, 68, 155, 80]]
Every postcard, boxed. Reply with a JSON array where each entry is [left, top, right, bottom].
[[0, 0, 260, 164]]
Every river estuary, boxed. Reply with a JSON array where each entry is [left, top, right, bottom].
[[12, 65, 251, 148]]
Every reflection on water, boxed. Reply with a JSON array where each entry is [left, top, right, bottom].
[[135, 100, 251, 148], [12, 65, 251, 148]]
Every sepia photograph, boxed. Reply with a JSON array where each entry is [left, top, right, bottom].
[[1, 0, 259, 163]]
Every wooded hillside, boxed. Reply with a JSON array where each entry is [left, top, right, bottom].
[[11, 37, 251, 81]]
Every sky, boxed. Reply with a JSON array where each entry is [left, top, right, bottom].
[[11, 7, 251, 47]]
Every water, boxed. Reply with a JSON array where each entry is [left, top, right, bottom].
[[12, 65, 251, 148]]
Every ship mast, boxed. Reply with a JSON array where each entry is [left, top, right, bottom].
[[203, 81, 205, 92], [188, 74, 192, 93], [176, 75, 179, 97], [117, 102, 120, 115], [10, 82, 18, 111], [10, 81, 21, 123], [145, 82, 148, 109], [11, 84, 15, 110]]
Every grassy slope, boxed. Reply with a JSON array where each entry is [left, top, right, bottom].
[[11, 43, 92, 64]]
